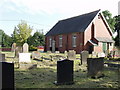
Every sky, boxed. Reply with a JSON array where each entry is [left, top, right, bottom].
[[0, 0, 119, 36]]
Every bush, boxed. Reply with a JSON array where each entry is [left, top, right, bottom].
[[29, 45, 37, 51]]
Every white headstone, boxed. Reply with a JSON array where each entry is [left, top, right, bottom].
[[23, 43, 29, 53], [98, 52, 106, 57], [19, 53, 31, 63]]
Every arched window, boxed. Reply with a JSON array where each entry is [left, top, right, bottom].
[[72, 34, 76, 47]]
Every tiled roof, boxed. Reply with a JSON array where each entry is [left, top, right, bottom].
[[46, 10, 100, 36]]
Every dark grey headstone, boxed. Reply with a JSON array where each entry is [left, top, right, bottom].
[[0, 62, 14, 89], [0, 54, 5, 62], [80, 51, 89, 64], [87, 58, 104, 78], [56, 59, 74, 85]]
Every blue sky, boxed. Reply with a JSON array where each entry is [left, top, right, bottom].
[[0, 0, 119, 36]]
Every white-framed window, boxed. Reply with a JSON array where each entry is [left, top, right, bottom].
[[72, 34, 76, 47], [59, 35, 62, 47], [49, 37, 52, 47]]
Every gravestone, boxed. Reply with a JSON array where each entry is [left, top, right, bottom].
[[64, 51, 68, 55], [68, 50, 76, 60], [98, 52, 105, 57], [104, 50, 109, 57], [0, 54, 5, 62], [55, 51, 60, 54], [92, 52, 97, 57], [0, 62, 14, 89], [114, 50, 120, 58], [15, 46, 22, 58], [11, 43, 16, 52], [32, 51, 41, 60], [23, 43, 29, 53], [19, 53, 31, 63], [80, 51, 89, 65], [52, 40, 55, 53], [55, 59, 74, 85], [87, 58, 104, 78]]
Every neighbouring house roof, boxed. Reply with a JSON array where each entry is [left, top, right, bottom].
[[95, 37, 115, 43], [46, 9, 100, 36]]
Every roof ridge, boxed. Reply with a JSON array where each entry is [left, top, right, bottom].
[[59, 9, 101, 22]]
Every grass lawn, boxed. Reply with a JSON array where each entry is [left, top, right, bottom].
[[2, 52, 119, 88]]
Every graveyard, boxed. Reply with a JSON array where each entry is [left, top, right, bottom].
[[1, 51, 119, 88]]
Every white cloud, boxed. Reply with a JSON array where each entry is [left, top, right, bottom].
[[1, 0, 119, 16]]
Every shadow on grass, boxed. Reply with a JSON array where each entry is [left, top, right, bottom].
[[15, 68, 56, 88]]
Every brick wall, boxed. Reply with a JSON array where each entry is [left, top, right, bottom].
[[45, 32, 84, 53]]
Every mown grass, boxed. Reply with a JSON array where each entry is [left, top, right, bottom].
[[2, 51, 119, 88]]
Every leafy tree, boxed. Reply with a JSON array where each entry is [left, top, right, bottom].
[[27, 31, 45, 47], [102, 10, 116, 32], [0, 29, 13, 47], [12, 21, 32, 46], [114, 15, 120, 46]]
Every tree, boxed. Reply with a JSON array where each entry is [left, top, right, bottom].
[[0, 29, 13, 47], [102, 10, 116, 32], [114, 15, 120, 46], [27, 31, 45, 47], [12, 21, 32, 46]]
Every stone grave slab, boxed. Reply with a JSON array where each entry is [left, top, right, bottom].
[[19, 64, 37, 70], [32, 51, 41, 60]]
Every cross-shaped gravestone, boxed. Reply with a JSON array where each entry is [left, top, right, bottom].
[[23, 43, 29, 53]]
